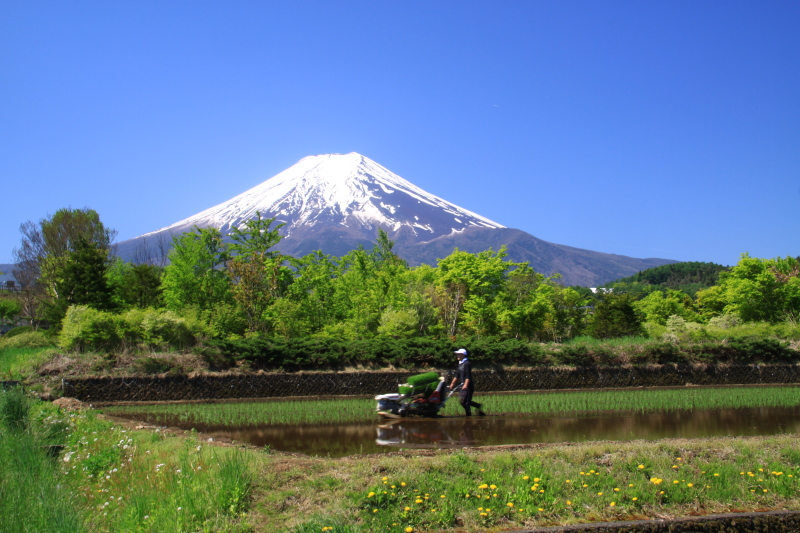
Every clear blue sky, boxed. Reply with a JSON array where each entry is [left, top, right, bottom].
[[2, 1, 798, 267]]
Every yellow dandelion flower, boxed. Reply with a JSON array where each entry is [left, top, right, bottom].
[[507, 502, 514, 508], [490, 484, 497, 490], [638, 465, 645, 469], [565, 479, 571, 483], [610, 502, 616, 507], [687, 483, 694, 487], [373, 509, 378, 513], [523, 476, 529, 480], [614, 488, 620, 492], [404, 506, 411, 511], [400, 482, 406, 486], [538, 508, 544, 512], [566, 500, 572, 505], [405, 528, 414, 533], [597, 492, 603, 496], [632, 497, 638, 501], [368, 492, 375, 498], [440, 495, 446, 499], [534, 477, 541, 482]]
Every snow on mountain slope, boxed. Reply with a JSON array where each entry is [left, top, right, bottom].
[[142, 153, 504, 241]]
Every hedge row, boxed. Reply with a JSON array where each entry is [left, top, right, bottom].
[[207, 335, 800, 370]]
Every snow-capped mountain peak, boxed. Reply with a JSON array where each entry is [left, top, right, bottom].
[[144, 152, 504, 241]]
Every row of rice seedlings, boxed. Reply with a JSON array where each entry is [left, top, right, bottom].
[[104, 385, 800, 428], [481, 386, 800, 416], [105, 397, 377, 427]]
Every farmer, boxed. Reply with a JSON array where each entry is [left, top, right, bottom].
[[448, 348, 485, 416]]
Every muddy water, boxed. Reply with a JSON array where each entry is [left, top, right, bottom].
[[116, 406, 800, 457]]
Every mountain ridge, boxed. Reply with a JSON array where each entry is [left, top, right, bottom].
[[116, 153, 677, 286]]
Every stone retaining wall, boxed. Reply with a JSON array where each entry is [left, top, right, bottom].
[[61, 363, 800, 403]]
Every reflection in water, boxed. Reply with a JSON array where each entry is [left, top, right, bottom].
[[115, 406, 800, 458]]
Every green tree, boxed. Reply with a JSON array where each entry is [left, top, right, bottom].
[[434, 247, 514, 336], [225, 213, 289, 333], [710, 254, 800, 323], [161, 227, 231, 311], [633, 289, 698, 325], [12, 207, 116, 328], [279, 251, 341, 335], [0, 298, 22, 328], [45, 237, 115, 325], [107, 259, 164, 310], [587, 293, 645, 339], [495, 265, 551, 340]]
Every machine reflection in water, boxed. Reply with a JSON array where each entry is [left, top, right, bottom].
[[376, 418, 479, 448]]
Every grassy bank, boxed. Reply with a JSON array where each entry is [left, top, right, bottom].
[[102, 385, 800, 426], [3, 389, 800, 532], [0, 387, 255, 533]]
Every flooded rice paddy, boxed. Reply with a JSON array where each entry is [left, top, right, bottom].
[[111, 403, 800, 457]]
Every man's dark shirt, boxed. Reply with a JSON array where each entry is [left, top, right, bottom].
[[456, 358, 474, 391]]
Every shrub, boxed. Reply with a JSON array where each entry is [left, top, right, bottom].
[[641, 343, 686, 364], [0, 331, 54, 350], [135, 356, 177, 374], [728, 337, 796, 362], [557, 345, 594, 366], [139, 309, 195, 348], [59, 306, 122, 352], [3, 325, 33, 338]]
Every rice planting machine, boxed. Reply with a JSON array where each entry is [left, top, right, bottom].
[[375, 371, 460, 419]]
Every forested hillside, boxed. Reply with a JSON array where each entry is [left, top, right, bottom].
[[603, 261, 730, 297]]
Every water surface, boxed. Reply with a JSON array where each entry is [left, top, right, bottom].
[[114, 406, 800, 457]]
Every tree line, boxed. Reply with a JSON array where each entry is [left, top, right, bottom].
[[4, 208, 800, 349]]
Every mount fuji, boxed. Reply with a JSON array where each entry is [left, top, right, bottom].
[[115, 153, 676, 286]]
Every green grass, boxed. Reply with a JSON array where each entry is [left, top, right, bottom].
[[0, 387, 257, 533], [0, 387, 83, 533], [562, 335, 654, 347], [334, 436, 800, 533], [0, 345, 57, 377], [103, 385, 800, 427]]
